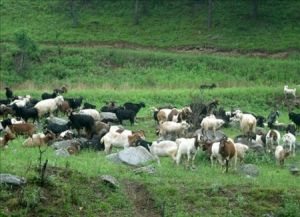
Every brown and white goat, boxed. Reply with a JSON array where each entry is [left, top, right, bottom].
[[275, 145, 290, 167], [0, 132, 16, 148], [22, 131, 56, 147], [8, 123, 37, 137]]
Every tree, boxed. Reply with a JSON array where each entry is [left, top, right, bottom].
[[252, 0, 258, 19], [134, 0, 140, 25], [13, 31, 39, 74], [208, 0, 212, 29]]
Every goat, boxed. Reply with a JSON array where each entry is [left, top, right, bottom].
[[83, 102, 96, 109], [282, 132, 296, 157], [123, 102, 145, 115], [5, 87, 13, 99], [200, 115, 224, 138], [275, 146, 290, 167], [23, 131, 56, 147], [65, 97, 83, 110], [8, 123, 37, 137], [41, 91, 58, 100], [12, 104, 39, 123], [159, 121, 190, 138], [34, 96, 64, 117], [45, 122, 70, 136], [234, 143, 249, 163], [115, 108, 136, 125], [267, 111, 280, 129], [175, 136, 201, 167], [130, 138, 152, 152], [284, 85, 296, 99], [289, 112, 300, 129], [149, 140, 178, 164], [79, 109, 101, 121], [0, 132, 16, 148], [68, 113, 95, 138], [199, 83, 217, 89], [265, 129, 281, 153], [233, 111, 256, 142]]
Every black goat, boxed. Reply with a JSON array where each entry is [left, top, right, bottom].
[[81, 135, 105, 151], [123, 102, 145, 115], [5, 87, 13, 99], [12, 105, 39, 123], [256, 115, 266, 128], [115, 108, 136, 125], [0, 118, 13, 131], [83, 102, 96, 109], [286, 124, 297, 135], [41, 91, 58, 100], [0, 99, 11, 105], [68, 113, 95, 138], [289, 112, 300, 129], [267, 111, 280, 128], [45, 122, 70, 135], [65, 97, 83, 110], [133, 138, 152, 152]]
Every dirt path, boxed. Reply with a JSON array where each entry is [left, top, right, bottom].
[[1, 40, 298, 59], [123, 180, 162, 217]]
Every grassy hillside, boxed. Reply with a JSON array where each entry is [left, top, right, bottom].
[[1, 43, 300, 88], [0, 0, 300, 52]]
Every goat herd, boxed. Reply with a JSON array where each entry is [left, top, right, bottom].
[[0, 86, 299, 173]]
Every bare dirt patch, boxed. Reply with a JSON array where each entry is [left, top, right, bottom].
[[123, 180, 161, 217]]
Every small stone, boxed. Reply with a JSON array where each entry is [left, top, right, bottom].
[[101, 175, 119, 188], [0, 174, 27, 185], [133, 165, 156, 174], [239, 164, 259, 177]]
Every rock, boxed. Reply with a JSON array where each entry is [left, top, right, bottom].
[[194, 129, 226, 142], [118, 146, 155, 166], [289, 165, 299, 176], [101, 175, 119, 188], [55, 149, 70, 157], [238, 164, 259, 177], [46, 116, 68, 125], [0, 174, 27, 185], [106, 153, 123, 164], [249, 144, 265, 154], [52, 140, 73, 150], [99, 112, 118, 122], [133, 165, 156, 174]]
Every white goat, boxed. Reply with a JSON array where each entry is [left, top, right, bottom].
[[175, 136, 200, 167], [200, 115, 224, 137], [234, 143, 249, 162], [149, 140, 178, 164], [159, 121, 190, 138], [10, 96, 31, 107], [79, 109, 101, 121], [284, 85, 296, 99], [34, 96, 64, 117], [275, 145, 290, 167], [234, 111, 256, 139], [266, 130, 281, 153], [100, 126, 145, 154], [282, 132, 296, 156]]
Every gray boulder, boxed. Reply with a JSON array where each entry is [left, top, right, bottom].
[[239, 164, 259, 177], [194, 129, 226, 142], [55, 148, 70, 157], [106, 153, 123, 164], [46, 116, 69, 125], [100, 112, 118, 122], [118, 146, 155, 166], [101, 175, 119, 188], [133, 165, 156, 174], [0, 174, 27, 185]]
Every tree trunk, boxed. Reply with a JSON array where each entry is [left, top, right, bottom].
[[70, 0, 78, 27], [208, 0, 212, 29], [134, 0, 139, 25], [252, 0, 258, 19]]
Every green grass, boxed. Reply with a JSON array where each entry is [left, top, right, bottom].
[[0, 0, 300, 52], [1, 43, 300, 88]]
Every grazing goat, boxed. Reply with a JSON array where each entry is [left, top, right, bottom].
[[65, 97, 83, 110], [79, 109, 101, 121], [41, 91, 58, 100], [282, 132, 296, 157], [149, 140, 178, 164], [83, 102, 96, 109], [10, 97, 31, 108], [123, 102, 145, 115], [54, 86, 68, 94], [0, 132, 16, 148], [23, 131, 56, 147], [286, 124, 297, 135], [159, 121, 190, 138], [46, 122, 70, 135], [234, 143, 249, 163], [288, 112, 300, 129], [68, 113, 95, 138], [34, 96, 64, 117], [115, 108, 136, 125], [59, 101, 71, 114], [275, 146, 290, 167], [200, 115, 224, 137], [265, 130, 281, 153], [8, 123, 37, 137], [131, 138, 152, 152], [284, 85, 296, 99], [12, 104, 39, 123], [5, 87, 13, 99], [100, 126, 145, 154], [175, 136, 201, 167]]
